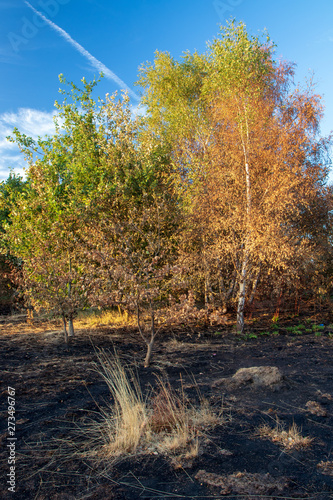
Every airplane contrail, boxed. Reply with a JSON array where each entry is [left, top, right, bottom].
[[25, 1, 140, 101]]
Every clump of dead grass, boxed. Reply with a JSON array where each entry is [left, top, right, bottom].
[[149, 375, 220, 462], [95, 349, 148, 456], [82, 350, 222, 466], [257, 417, 313, 450]]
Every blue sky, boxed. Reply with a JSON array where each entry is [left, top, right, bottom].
[[1, 0, 332, 181]]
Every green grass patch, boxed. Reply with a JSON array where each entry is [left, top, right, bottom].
[[313, 325, 325, 332]]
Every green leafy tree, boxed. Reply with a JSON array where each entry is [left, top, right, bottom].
[[79, 93, 180, 366], [4, 77, 180, 356], [4, 76, 105, 338], [0, 172, 28, 313], [138, 20, 332, 332]]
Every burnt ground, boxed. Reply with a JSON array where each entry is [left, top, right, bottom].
[[1, 314, 333, 499]]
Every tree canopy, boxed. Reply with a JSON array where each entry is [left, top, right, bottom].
[[138, 20, 332, 332], [1, 21, 332, 362]]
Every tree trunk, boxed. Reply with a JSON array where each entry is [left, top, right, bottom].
[[204, 274, 213, 309], [144, 305, 156, 368], [62, 315, 68, 344], [68, 318, 74, 337], [236, 155, 251, 334], [237, 103, 251, 335], [236, 249, 249, 334], [144, 339, 154, 368], [136, 304, 155, 368], [27, 307, 33, 325]]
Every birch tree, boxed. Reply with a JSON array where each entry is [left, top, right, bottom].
[[138, 21, 332, 332]]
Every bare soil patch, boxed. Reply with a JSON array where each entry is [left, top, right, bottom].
[[1, 316, 333, 499]]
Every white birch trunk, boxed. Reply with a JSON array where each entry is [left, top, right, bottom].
[[237, 248, 249, 333], [236, 160, 251, 334], [236, 103, 251, 334]]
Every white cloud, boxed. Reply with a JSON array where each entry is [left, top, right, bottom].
[[0, 102, 147, 181], [0, 108, 57, 181], [1, 108, 57, 136]]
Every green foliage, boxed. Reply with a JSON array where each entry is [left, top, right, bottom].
[[313, 324, 325, 331], [242, 332, 258, 340], [3, 74, 178, 352], [1, 21, 332, 353], [285, 323, 326, 337], [0, 172, 27, 247], [0, 173, 28, 310], [204, 20, 276, 109], [3, 76, 115, 328], [138, 19, 332, 335]]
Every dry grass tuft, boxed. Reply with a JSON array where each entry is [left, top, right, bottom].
[[93, 349, 148, 457], [257, 418, 313, 450], [150, 376, 200, 457], [78, 350, 221, 466], [150, 378, 186, 433]]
